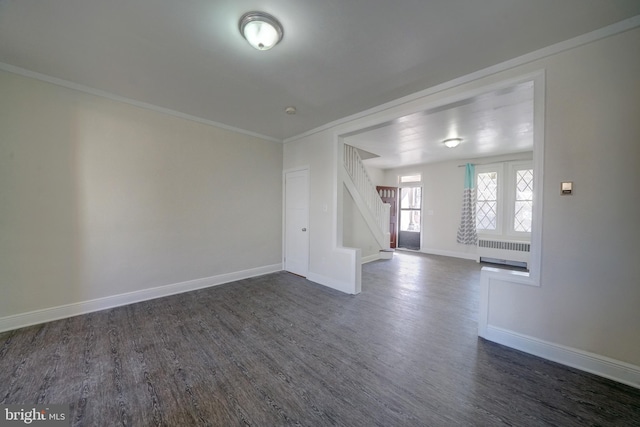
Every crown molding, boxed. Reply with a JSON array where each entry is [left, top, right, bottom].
[[0, 62, 282, 144]]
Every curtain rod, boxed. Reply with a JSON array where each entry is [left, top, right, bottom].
[[457, 160, 530, 167], [457, 162, 491, 167]]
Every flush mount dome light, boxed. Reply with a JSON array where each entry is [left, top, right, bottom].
[[443, 138, 462, 148], [239, 12, 284, 50]]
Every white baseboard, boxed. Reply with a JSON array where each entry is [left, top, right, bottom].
[[484, 325, 640, 390], [418, 247, 478, 261], [0, 263, 282, 333], [361, 253, 381, 264], [306, 272, 356, 294]]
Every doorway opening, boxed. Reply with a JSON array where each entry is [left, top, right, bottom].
[[339, 72, 543, 282]]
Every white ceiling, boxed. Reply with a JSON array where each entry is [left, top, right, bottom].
[[344, 81, 534, 169], [1, 1, 639, 141]]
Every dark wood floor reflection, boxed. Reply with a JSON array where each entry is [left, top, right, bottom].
[[1, 252, 639, 426]]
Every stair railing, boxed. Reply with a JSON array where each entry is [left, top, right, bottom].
[[343, 144, 390, 243]]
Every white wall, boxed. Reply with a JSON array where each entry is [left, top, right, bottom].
[[381, 152, 532, 259], [342, 186, 381, 261], [341, 162, 386, 262], [364, 164, 384, 185], [284, 26, 640, 371], [283, 132, 357, 292], [485, 26, 640, 368], [0, 70, 283, 323]]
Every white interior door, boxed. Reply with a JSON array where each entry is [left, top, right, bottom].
[[285, 169, 309, 276]]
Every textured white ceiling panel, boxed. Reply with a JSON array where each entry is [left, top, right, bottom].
[[344, 82, 534, 168]]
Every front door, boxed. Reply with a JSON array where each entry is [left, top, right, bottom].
[[376, 186, 398, 248], [284, 169, 309, 276], [398, 186, 422, 250]]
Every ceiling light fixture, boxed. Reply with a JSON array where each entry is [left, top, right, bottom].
[[239, 12, 284, 51], [443, 138, 462, 148]]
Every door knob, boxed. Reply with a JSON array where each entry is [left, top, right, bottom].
[[302, 228, 307, 231]]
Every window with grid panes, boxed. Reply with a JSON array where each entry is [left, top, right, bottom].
[[513, 169, 533, 233], [475, 160, 533, 237], [476, 171, 498, 231]]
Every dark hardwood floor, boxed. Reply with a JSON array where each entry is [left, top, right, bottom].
[[1, 252, 639, 426]]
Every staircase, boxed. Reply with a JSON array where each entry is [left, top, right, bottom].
[[342, 144, 391, 251]]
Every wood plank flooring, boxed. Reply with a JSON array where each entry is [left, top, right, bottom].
[[1, 252, 639, 426]]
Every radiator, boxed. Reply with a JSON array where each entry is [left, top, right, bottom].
[[477, 239, 530, 267]]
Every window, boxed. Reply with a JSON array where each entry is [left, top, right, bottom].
[[476, 160, 533, 237], [476, 171, 499, 232], [400, 174, 421, 183], [513, 168, 533, 233]]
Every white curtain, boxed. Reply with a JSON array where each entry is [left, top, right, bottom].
[[456, 163, 478, 245]]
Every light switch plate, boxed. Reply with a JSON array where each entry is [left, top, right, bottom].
[[561, 182, 573, 195]]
